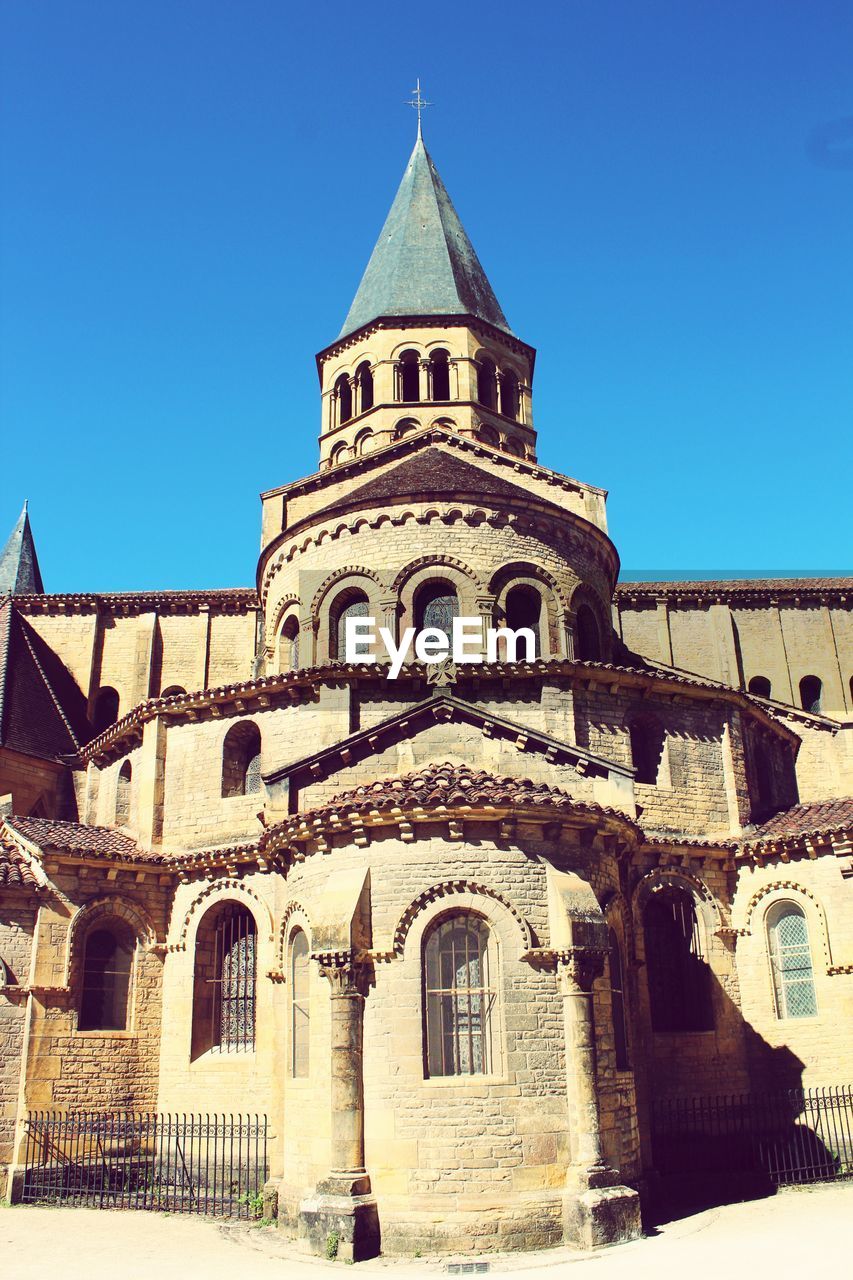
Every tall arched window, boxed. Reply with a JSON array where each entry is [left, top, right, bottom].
[[643, 887, 714, 1032], [575, 603, 602, 662], [330, 588, 370, 660], [608, 928, 630, 1070], [629, 717, 665, 785], [748, 675, 772, 698], [79, 924, 134, 1031], [115, 761, 132, 825], [767, 902, 817, 1019], [429, 348, 450, 400], [355, 361, 373, 414], [505, 584, 541, 658], [799, 675, 822, 714], [221, 722, 262, 798], [398, 349, 420, 402], [192, 903, 257, 1056], [279, 615, 300, 671], [424, 914, 496, 1077], [335, 373, 352, 425], [93, 686, 120, 734], [414, 580, 459, 645], [499, 369, 519, 419], [290, 929, 310, 1078], [476, 358, 496, 409]]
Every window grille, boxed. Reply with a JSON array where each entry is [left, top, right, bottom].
[[767, 903, 817, 1019], [644, 888, 714, 1032], [424, 914, 496, 1077], [79, 926, 133, 1031], [210, 906, 256, 1052], [334, 596, 369, 659], [415, 582, 459, 646], [290, 930, 310, 1077]]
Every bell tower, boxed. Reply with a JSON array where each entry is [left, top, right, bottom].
[[315, 130, 537, 469]]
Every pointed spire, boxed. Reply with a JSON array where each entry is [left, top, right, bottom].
[[0, 503, 44, 595], [338, 136, 512, 341]]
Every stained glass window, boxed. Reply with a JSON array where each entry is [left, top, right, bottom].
[[424, 915, 496, 1077], [415, 582, 459, 646], [767, 902, 817, 1019], [332, 594, 370, 659]]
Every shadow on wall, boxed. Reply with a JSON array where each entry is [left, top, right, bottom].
[[643, 969, 842, 1225]]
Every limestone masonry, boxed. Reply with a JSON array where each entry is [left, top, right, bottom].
[[0, 132, 851, 1259]]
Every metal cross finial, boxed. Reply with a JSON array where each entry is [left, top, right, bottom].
[[406, 78, 432, 138]]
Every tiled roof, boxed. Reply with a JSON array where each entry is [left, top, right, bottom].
[[616, 578, 852, 599], [746, 798, 853, 844], [0, 600, 90, 759], [339, 136, 511, 341], [0, 836, 40, 888], [4, 816, 162, 862], [315, 449, 550, 521], [13, 588, 258, 613]]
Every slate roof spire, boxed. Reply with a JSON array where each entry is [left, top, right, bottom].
[[339, 134, 512, 341], [0, 502, 44, 596]]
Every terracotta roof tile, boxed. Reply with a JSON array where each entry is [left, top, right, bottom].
[[5, 816, 162, 862], [0, 836, 40, 888], [746, 798, 853, 844], [616, 578, 851, 598]]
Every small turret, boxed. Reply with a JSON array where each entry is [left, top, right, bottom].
[[0, 502, 44, 595]]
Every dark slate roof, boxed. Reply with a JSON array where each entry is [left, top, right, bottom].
[[0, 599, 90, 760], [0, 835, 40, 888], [315, 448, 546, 521], [0, 504, 43, 595], [5, 815, 162, 862], [339, 136, 511, 340], [746, 798, 853, 844]]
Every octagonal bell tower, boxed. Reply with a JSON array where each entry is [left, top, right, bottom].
[[316, 130, 537, 470]]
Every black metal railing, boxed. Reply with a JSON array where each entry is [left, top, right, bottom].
[[651, 1085, 853, 1186], [21, 1112, 268, 1216]]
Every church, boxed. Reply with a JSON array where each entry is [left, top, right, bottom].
[[1, 125, 851, 1260]]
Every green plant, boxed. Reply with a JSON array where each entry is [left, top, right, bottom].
[[326, 1229, 340, 1259], [238, 1189, 265, 1219]]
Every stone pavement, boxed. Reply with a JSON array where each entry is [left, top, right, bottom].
[[1, 1183, 851, 1280]]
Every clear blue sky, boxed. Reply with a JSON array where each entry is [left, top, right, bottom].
[[1, 1, 851, 591]]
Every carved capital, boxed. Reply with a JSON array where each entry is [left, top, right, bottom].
[[313, 950, 369, 996], [556, 947, 606, 994]]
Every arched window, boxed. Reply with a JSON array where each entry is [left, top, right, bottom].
[[279, 615, 300, 671], [93, 687, 120, 734], [766, 902, 817, 1019], [394, 416, 419, 439], [424, 913, 496, 1077], [115, 761, 131, 825], [499, 369, 519, 419], [608, 928, 630, 1070], [160, 685, 187, 698], [330, 588, 370, 660], [748, 675, 772, 698], [505, 584, 541, 658], [355, 429, 374, 456], [629, 717, 665, 785], [192, 903, 257, 1055], [575, 603, 602, 662], [221, 722, 262, 798], [330, 442, 349, 468], [355, 361, 373, 414], [335, 373, 352, 425], [643, 887, 713, 1032], [429, 348, 451, 400], [478, 425, 499, 447], [398, 349, 420, 402], [414, 580, 459, 645], [476, 357, 496, 409], [290, 929, 310, 1077], [799, 675, 822, 714], [79, 924, 134, 1031], [504, 437, 524, 457]]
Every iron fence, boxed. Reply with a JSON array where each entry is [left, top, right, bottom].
[[651, 1085, 853, 1186], [20, 1112, 268, 1216]]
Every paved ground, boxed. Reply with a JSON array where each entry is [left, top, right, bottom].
[[2, 1183, 851, 1280]]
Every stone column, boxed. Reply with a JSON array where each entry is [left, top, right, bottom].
[[557, 947, 642, 1249], [476, 594, 496, 658], [298, 953, 379, 1262], [378, 597, 399, 651], [562, 609, 576, 660]]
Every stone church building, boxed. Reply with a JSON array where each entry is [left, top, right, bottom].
[[1, 130, 851, 1259]]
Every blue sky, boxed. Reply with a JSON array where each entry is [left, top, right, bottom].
[[1, 1, 851, 591]]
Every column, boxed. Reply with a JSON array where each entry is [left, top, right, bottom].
[[476, 594, 496, 658], [557, 948, 608, 1185], [562, 609, 576, 660]]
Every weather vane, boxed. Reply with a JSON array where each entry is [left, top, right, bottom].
[[406, 78, 432, 136]]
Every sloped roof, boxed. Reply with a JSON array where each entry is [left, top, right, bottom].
[[746, 798, 853, 844], [339, 136, 511, 340], [0, 835, 41, 888], [0, 600, 90, 760], [5, 815, 162, 862], [315, 448, 550, 522], [0, 504, 43, 595]]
